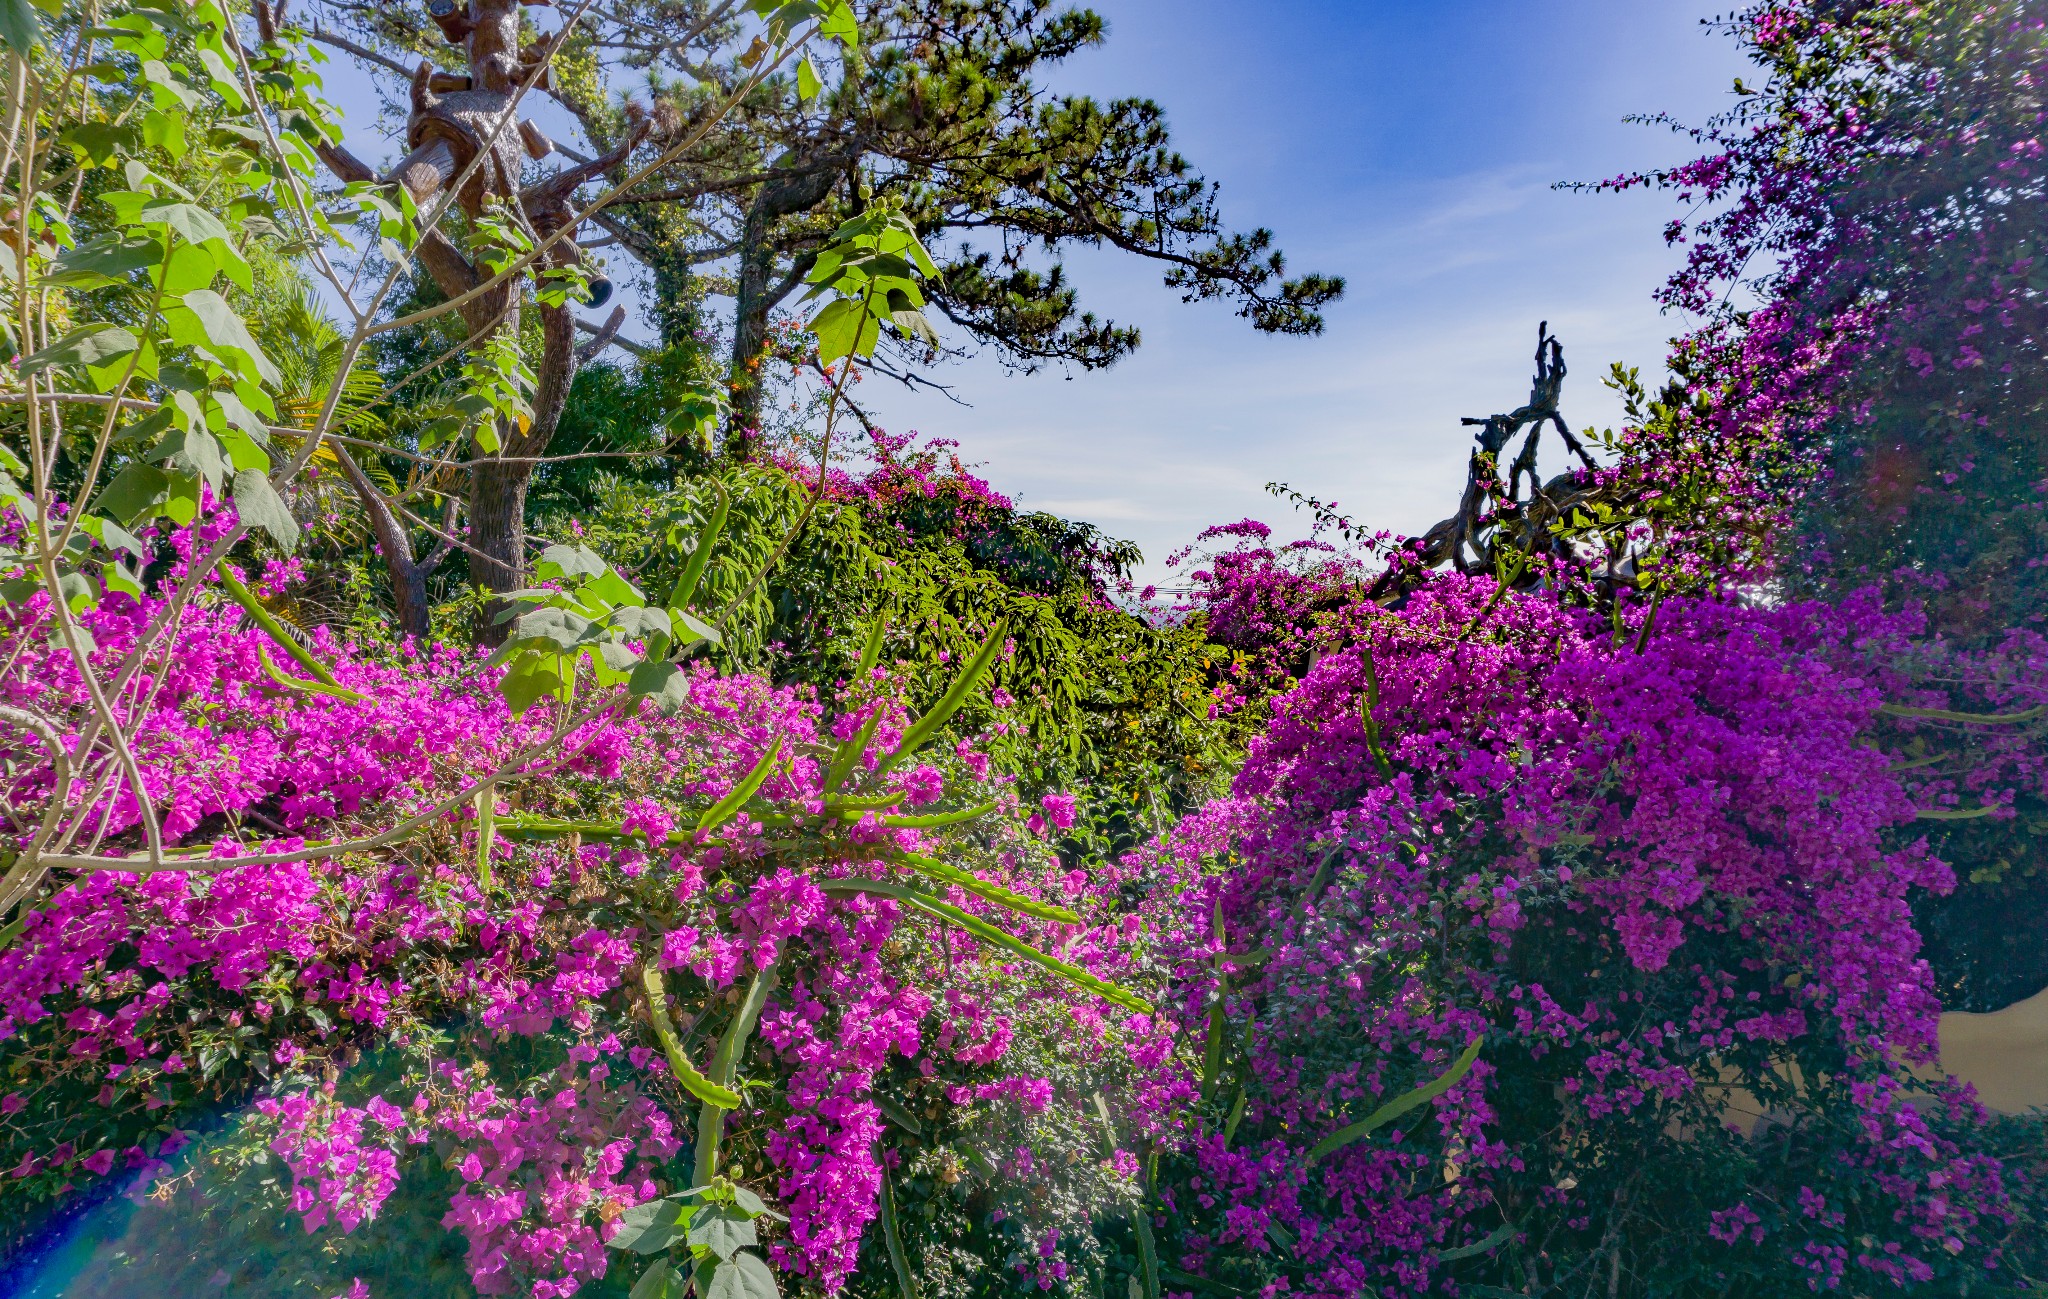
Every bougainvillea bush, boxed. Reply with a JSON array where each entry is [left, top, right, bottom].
[[1125, 565, 2048, 1295], [9, 0, 2048, 1295], [1574, 0, 2048, 1012], [1583, 0, 2048, 630], [0, 528, 1178, 1299]]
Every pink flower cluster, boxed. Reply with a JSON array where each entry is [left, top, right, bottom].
[[0, 556, 1153, 1296], [1118, 570, 2029, 1293]]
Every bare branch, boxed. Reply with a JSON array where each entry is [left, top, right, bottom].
[[575, 305, 641, 360]]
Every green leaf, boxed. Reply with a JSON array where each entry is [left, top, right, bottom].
[[1435, 1219, 1517, 1262], [855, 613, 887, 679], [538, 543, 606, 580], [140, 108, 187, 160], [878, 1170, 919, 1299], [214, 390, 272, 446], [102, 561, 143, 600], [0, 576, 41, 605], [59, 120, 135, 165], [1305, 1036, 1485, 1165], [499, 653, 572, 716], [139, 200, 234, 255], [155, 241, 218, 296], [627, 658, 693, 713], [688, 1204, 759, 1262], [611, 605, 673, 643], [807, 297, 879, 366], [668, 481, 730, 609], [0, 0, 39, 53], [888, 306, 941, 350], [507, 606, 596, 651], [164, 289, 278, 385], [705, 1253, 779, 1299], [217, 422, 271, 475], [674, 610, 721, 646], [78, 514, 144, 558], [587, 566, 645, 610], [595, 640, 643, 675], [233, 465, 299, 545], [609, 1199, 693, 1255], [1879, 702, 2046, 726], [822, 709, 880, 793], [161, 471, 200, 526], [730, 1187, 770, 1218], [149, 424, 224, 491], [218, 569, 346, 688], [47, 235, 160, 289], [20, 324, 138, 375], [696, 736, 786, 833], [628, 1257, 676, 1299], [795, 55, 822, 101], [899, 222, 941, 280], [817, 0, 858, 48], [91, 462, 169, 523]]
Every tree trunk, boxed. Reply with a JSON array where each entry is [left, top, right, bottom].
[[726, 200, 778, 462], [467, 301, 579, 643], [726, 162, 843, 460], [331, 445, 434, 643], [469, 455, 533, 636]]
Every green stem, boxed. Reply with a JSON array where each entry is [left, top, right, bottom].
[[642, 964, 742, 1109], [475, 782, 495, 890], [877, 1154, 920, 1299], [693, 962, 778, 1187], [219, 569, 347, 690], [1357, 637, 1392, 778]]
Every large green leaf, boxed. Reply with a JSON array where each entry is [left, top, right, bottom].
[[808, 296, 879, 366], [91, 462, 169, 523], [538, 543, 608, 580], [165, 289, 278, 385], [0, 0, 39, 53], [608, 1199, 693, 1255], [705, 1253, 779, 1299], [628, 658, 694, 713], [688, 1204, 758, 1262], [230, 470, 298, 550], [151, 425, 225, 491], [507, 606, 597, 652], [500, 653, 572, 716], [139, 201, 249, 285], [20, 324, 137, 374], [46, 236, 159, 289]]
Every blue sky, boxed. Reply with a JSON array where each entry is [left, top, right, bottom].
[[843, 0, 1751, 581], [321, 1, 1750, 583]]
